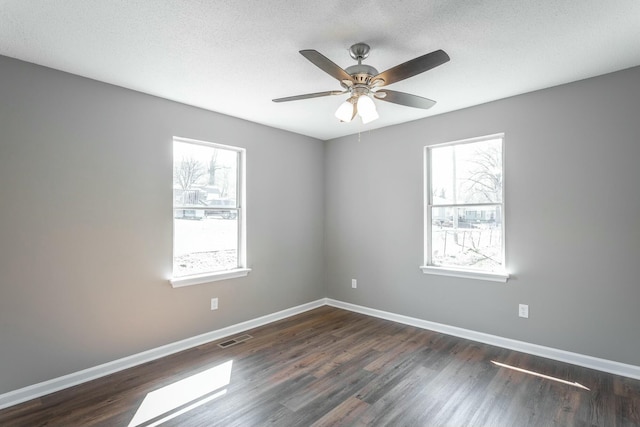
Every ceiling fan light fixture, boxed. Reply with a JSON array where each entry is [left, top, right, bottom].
[[356, 94, 376, 114], [335, 98, 356, 122], [275, 43, 449, 125], [357, 94, 379, 124]]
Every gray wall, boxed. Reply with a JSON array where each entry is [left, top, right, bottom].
[[0, 56, 325, 394], [325, 66, 640, 367]]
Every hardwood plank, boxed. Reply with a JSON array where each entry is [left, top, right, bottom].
[[309, 396, 370, 427]]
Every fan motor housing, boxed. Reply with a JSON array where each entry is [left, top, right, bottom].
[[345, 64, 379, 84]]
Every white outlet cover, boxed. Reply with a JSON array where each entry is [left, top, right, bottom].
[[351, 279, 357, 289], [518, 304, 529, 318], [211, 298, 218, 310]]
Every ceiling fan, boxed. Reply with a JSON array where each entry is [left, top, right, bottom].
[[273, 43, 450, 124]]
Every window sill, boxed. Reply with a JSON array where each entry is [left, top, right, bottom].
[[170, 268, 251, 288], [420, 265, 509, 282]]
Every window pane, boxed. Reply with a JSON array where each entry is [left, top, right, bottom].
[[173, 142, 238, 208], [173, 210, 238, 277], [431, 138, 502, 205], [430, 146, 455, 204], [455, 138, 502, 204], [430, 205, 503, 271]]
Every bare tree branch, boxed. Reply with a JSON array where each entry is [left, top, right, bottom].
[[463, 145, 502, 203], [175, 156, 206, 190]]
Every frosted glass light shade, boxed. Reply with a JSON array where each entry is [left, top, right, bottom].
[[357, 95, 379, 123], [335, 100, 355, 122], [357, 94, 376, 115]]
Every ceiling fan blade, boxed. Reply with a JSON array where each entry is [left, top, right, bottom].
[[272, 90, 345, 103], [300, 50, 354, 82], [374, 90, 436, 109], [373, 49, 450, 87]]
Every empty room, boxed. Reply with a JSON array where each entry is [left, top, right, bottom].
[[1, 1, 639, 426]]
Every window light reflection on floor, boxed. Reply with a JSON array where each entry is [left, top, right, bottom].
[[128, 359, 233, 427], [491, 360, 590, 390]]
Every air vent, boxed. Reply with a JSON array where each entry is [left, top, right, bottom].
[[217, 334, 253, 348]]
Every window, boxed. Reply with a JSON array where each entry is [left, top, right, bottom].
[[422, 134, 508, 282], [170, 137, 248, 287]]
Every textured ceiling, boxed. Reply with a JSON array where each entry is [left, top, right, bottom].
[[1, 1, 640, 140]]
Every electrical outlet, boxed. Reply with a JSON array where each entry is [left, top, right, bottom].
[[351, 279, 357, 289], [211, 298, 219, 311], [518, 304, 529, 318]]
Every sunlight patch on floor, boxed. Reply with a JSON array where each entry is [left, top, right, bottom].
[[128, 359, 233, 426], [491, 360, 590, 390]]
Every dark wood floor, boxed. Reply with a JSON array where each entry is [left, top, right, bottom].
[[1, 306, 639, 426]]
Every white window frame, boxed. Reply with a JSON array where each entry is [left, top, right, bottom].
[[170, 137, 250, 288], [421, 133, 509, 282]]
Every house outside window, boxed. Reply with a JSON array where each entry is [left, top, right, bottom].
[[422, 134, 508, 282], [171, 137, 248, 287]]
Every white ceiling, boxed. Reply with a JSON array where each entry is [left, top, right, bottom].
[[1, 1, 639, 140]]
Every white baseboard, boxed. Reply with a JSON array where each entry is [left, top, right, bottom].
[[3, 297, 639, 411], [0, 299, 326, 411], [326, 298, 640, 381]]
